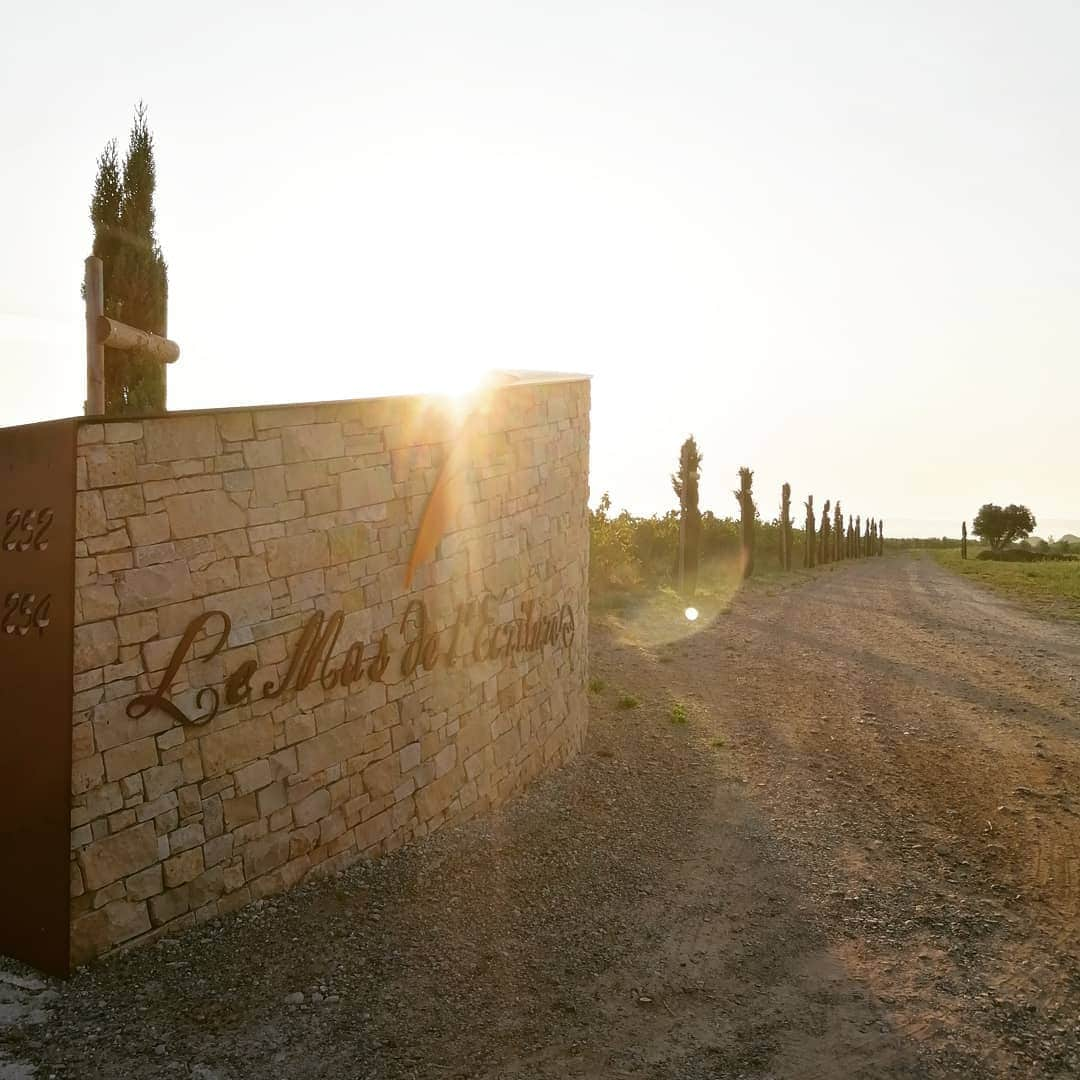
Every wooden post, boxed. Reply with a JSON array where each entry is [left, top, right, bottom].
[[84, 257, 104, 415]]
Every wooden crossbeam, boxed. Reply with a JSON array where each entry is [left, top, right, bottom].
[[97, 316, 180, 364]]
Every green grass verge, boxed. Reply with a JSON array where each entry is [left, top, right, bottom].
[[934, 547, 1080, 621]]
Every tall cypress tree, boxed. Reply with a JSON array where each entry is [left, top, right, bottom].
[[90, 103, 169, 415]]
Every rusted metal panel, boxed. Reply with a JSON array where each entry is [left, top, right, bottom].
[[0, 418, 77, 976]]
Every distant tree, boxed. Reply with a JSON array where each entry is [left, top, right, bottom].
[[818, 499, 831, 564], [734, 466, 756, 579], [972, 504, 1036, 552], [961, 521, 968, 560], [671, 437, 702, 595], [90, 103, 169, 415], [779, 483, 793, 570]]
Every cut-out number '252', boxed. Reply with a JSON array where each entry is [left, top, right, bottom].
[[2, 592, 52, 636], [3, 508, 54, 552]]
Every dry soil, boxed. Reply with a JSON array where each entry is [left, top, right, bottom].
[[3, 552, 1079, 1079]]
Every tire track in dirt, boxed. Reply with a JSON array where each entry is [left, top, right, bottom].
[[594, 552, 1080, 1077]]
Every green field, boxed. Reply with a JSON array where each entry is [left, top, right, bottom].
[[934, 547, 1080, 621]]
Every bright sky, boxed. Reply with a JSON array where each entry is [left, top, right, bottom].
[[2, 2, 1078, 539]]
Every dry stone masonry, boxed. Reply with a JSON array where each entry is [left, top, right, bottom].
[[5, 375, 590, 968]]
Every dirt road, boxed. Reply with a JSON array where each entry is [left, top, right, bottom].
[[3, 553, 1080, 1079]]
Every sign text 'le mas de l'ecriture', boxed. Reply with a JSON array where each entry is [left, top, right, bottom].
[[126, 593, 577, 728]]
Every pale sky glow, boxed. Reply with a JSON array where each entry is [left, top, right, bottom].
[[2, 2, 1078, 538]]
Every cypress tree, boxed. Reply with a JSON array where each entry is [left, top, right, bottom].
[[818, 499, 831, 564], [834, 501, 843, 561], [90, 103, 169, 416], [671, 437, 702, 596]]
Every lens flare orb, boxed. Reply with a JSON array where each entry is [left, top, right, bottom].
[[684, 607, 699, 622]]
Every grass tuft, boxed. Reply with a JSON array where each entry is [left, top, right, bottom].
[[588, 676, 606, 693], [671, 702, 688, 724], [616, 693, 640, 710]]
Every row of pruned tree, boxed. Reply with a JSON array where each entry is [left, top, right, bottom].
[[673, 436, 884, 595], [778, 487, 885, 571]]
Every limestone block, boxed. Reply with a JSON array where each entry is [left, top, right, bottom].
[[188, 866, 225, 910], [203, 834, 234, 869], [191, 558, 241, 595], [103, 485, 145, 521], [293, 788, 330, 827], [296, 716, 368, 776], [362, 755, 400, 799], [117, 561, 194, 614], [243, 831, 290, 878], [169, 823, 206, 854], [238, 556, 270, 586], [355, 807, 393, 850], [241, 437, 283, 469], [80, 821, 158, 891], [142, 761, 185, 802], [264, 531, 329, 579], [149, 885, 190, 925], [76, 491, 108, 538], [200, 715, 273, 778], [164, 846, 204, 888], [203, 583, 272, 628], [72, 755, 105, 797], [72, 722, 95, 761], [134, 792, 179, 824], [73, 619, 118, 673], [339, 465, 394, 509], [126, 864, 163, 902], [79, 584, 119, 622], [104, 736, 159, 783], [218, 413, 254, 443], [234, 758, 272, 795], [128, 513, 171, 547], [223, 793, 258, 830], [71, 899, 150, 962], [434, 743, 457, 778], [144, 415, 218, 463], [251, 465, 287, 507], [164, 489, 246, 539], [284, 461, 328, 492], [288, 568, 325, 604], [133, 541, 176, 569], [224, 470, 254, 493], [327, 523, 370, 564], [117, 610, 158, 645], [281, 422, 344, 463], [85, 443, 137, 488], [85, 527, 131, 555]]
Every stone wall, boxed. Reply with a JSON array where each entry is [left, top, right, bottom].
[[67, 376, 590, 964]]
